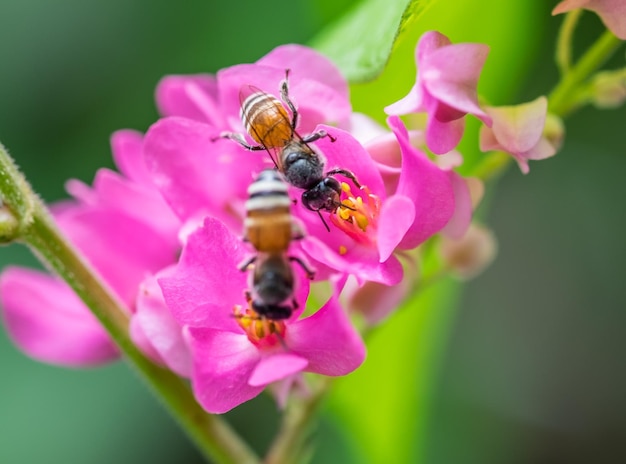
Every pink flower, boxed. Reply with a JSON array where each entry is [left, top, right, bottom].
[[296, 117, 458, 287], [146, 57, 461, 287], [0, 267, 119, 365], [159, 217, 365, 413], [330, 116, 472, 323], [479, 96, 558, 174], [385, 31, 492, 154], [130, 271, 192, 377], [553, 0, 626, 39], [0, 131, 182, 366]]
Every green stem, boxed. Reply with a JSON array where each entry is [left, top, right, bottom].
[[264, 378, 332, 464], [0, 143, 259, 464], [555, 9, 582, 76], [469, 150, 510, 181], [549, 29, 622, 117]]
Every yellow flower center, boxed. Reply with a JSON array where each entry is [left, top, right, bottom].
[[331, 183, 381, 248], [233, 298, 286, 348]]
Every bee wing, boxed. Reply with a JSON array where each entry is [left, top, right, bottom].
[[239, 85, 290, 170]]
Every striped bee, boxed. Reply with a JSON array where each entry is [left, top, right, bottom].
[[238, 169, 314, 320], [219, 70, 361, 230]]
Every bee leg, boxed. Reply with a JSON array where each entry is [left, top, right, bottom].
[[217, 132, 266, 151], [326, 168, 362, 188], [280, 68, 299, 133], [288, 256, 316, 280], [238, 255, 257, 272], [302, 130, 336, 144]]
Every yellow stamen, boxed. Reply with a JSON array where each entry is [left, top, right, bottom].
[[331, 182, 381, 245], [233, 303, 285, 346]]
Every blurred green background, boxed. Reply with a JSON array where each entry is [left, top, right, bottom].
[[1, 1, 624, 463]]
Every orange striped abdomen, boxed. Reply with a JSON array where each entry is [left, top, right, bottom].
[[241, 92, 293, 149], [244, 208, 292, 253]]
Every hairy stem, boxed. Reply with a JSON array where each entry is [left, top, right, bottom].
[[0, 143, 259, 464]]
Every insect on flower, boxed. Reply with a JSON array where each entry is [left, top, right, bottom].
[[238, 169, 315, 320], [218, 70, 362, 230]]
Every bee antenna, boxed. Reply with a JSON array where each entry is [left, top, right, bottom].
[[317, 210, 331, 232]]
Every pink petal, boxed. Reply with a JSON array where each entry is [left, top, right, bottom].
[[248, 353, 308, 386], [129, 315, 165, 365], [440, 172, 472, 239], [364, 138, 403, 197], [58, 206, 178, 307], [425, 111, 465, 155], [217, 64, 351, 134], [344, 272, 416, 325], [187, 327, 263, 414], [480, 97, 557, 174], [155, 74, 223, 124], [158, 217, 248, 328], [301, 235, 404, 285], [348, 113, 389, 145], [143, 116, 263, 224], [523, 136, 558, 161], [552, 0, 589, 14], [131, 272, 191, 377], [257, 44, 349, 100], [387, 116, 455, 248], [424, 42, 491, 124], [384, 83, 423, 115], [486, 97, 548, 154], [384, 31, 448, 117], [311, 125, 387, 197], [287, 295, 366, 376], [479, 123, 501, 152], [65, 178, 96, 205], [377, 194, 416, 262], [0, 267, 118, 366], [110, 129, 152, 186], [416, 30, 452, 58], [90, 168, 181, 240]]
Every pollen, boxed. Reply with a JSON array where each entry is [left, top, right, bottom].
[[339, 245, 348, 255], [331, 182, 381, 245], [233, 303, 286, 348]]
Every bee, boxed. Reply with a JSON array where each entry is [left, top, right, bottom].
[[238, 169, 315, 320], [219, 70, 361, 230]]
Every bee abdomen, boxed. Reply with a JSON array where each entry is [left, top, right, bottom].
[[241, 92, 292, 148], [244, 169, 294, 252]]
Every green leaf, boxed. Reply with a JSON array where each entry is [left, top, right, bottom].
[[310, 0, 439, 83]]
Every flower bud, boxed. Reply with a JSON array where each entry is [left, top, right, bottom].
[[440, 223, 497, 280], [590, 69, 626, 109], [543, 113, 565, 153]]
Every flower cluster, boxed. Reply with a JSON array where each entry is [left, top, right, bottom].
[[0, 32, 551, 413]]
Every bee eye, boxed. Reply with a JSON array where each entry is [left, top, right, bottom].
[[324, 177, 341, 193]]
